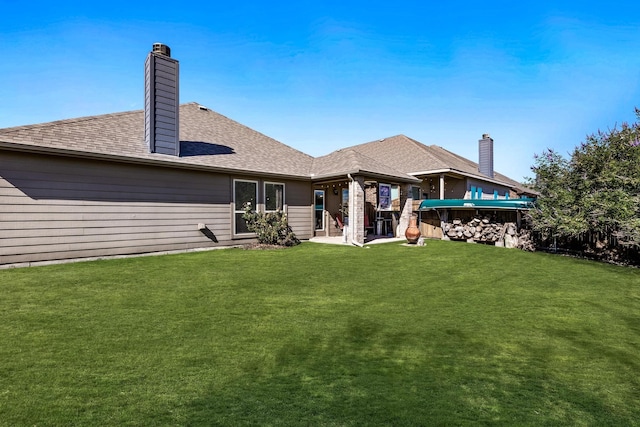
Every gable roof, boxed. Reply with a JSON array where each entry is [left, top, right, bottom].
[[310, 148, 419, 183], [345, 135, 449, 172], [346, 134, 531, 193], [0, 102, 314, 179], [425, 144, 527, 190]]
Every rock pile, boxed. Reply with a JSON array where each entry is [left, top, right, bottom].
[[441, 216, 531, 249], [516, 229, 535, 251]]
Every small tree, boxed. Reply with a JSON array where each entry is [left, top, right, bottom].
[[242, 203, 300, 247], [528, 148, 585, 242]]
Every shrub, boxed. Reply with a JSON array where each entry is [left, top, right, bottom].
[[242, 204, 300, 246]]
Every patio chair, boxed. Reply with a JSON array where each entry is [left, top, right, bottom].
[[364, 213, 375, 235]]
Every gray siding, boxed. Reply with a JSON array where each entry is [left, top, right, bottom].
[[478, 136, 494, 178], [144, 51, 180, 156], [427, 175, 467, 199], [282, 180, 313, 240], [466, 178, 511, 199], [1, 152, 313, 265], [446, 177, 467, 199]]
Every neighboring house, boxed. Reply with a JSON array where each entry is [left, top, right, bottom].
[[314, 134, 535, 241], [346, 134, 532, 201], [0, 44, 532, 266]]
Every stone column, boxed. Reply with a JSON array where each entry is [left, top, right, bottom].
[[441, 209, 450, 240], [348, 175, 365, 245], [398, 183, 413, 237]]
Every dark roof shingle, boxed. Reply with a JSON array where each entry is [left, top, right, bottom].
[[0, 105, 530, 191], [310, 148, 419, 182], [0, 102, 314, 178], [344, 134, 529, 191]]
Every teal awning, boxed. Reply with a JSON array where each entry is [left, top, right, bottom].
[[419, 198, 535, 210]]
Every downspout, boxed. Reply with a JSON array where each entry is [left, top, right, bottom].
[[347, 173, 364, 247]]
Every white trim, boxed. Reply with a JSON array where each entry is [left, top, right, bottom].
[[409, 168, 518, 189], [314, 189, 325, 231], [233, 179, 258, 236], [409, 168, 452, 176]]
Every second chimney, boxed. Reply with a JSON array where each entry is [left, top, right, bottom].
[[478, 134, 494, 178], [144, 43, 180, 156]]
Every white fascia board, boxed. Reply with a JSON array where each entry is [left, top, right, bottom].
[[408, 168, 517, 189]]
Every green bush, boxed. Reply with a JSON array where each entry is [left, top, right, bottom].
[[242, 204, 300, 246]]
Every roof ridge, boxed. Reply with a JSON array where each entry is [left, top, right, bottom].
[[427, 144, 475, 166], [340, 147, 380, 162], [338, 134, 400, 151], [0, 109, 143, 134], [399, 134, 432, 152], [185, 103, 315, 162], [0, 102, 203, 134]]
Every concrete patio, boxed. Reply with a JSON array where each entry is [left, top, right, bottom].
[[308, 235, 407, 246]]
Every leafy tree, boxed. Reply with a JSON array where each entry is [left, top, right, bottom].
[[528, 149, 584, 241], [528, 110, 640, 262], [570, 120, 640, 247]]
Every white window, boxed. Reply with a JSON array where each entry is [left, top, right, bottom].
[[234, 179, 258, 234], [264, 182, 285, 212]]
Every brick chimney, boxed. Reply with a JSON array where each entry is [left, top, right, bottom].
[[144, 43, 180, 156], [478, 133, 494, 178]]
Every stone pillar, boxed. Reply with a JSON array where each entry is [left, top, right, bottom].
[[441, 209, 449, 240], [399, 183, 413, 237], [348, 175, 365, 245], [324, 210, 330, 237], [439, 174, 445, 200]]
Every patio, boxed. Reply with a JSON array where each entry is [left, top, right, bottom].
[[309, 235, 407, 246]]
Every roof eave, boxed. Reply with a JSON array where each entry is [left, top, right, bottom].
[[409, 168, 526, 191], [0, 140, 312, 181], [311, 168, 420, 183]]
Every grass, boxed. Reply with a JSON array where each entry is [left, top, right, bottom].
[[1, 240, 639, 426]]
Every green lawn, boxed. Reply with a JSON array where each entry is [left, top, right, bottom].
[[1, 241, 639, 426]]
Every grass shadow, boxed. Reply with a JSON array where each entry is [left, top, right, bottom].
[[183, 314, 640, 425]]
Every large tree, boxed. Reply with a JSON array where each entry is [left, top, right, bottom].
[[528, 111, 640, 261]]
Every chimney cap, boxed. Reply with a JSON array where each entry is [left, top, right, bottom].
[[482, 133, 491, 139], [152, 43, 171, 57]]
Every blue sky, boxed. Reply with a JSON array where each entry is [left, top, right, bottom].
[[2, 1, 640, 181]]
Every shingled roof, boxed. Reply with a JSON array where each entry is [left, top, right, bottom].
[[0, 102, 314, 179], [310, 148, 419, 182], [346, 134, 529, 192], [0, 104, 529, 190], [345, 135, 449, 172], [426, 144, 527, 190]]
